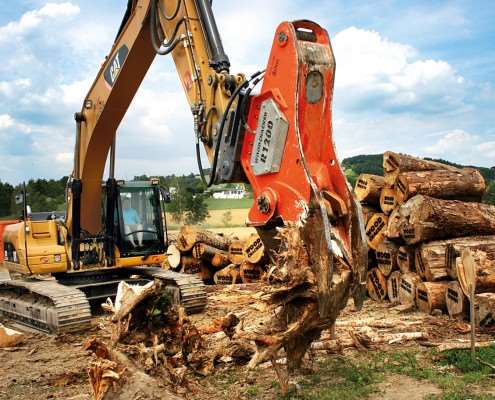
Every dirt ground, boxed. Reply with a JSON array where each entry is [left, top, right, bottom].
[[1, 285, 494, 400]]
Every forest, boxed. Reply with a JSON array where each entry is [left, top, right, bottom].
[[1, 154, 494, 219]]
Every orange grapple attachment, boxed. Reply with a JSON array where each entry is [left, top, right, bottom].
[[240, 20, 365, 268]]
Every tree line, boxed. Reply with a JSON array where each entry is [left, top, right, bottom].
[[0, 174, 211, 224]]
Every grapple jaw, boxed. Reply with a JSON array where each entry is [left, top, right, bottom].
[[240, 20, 367, 318]]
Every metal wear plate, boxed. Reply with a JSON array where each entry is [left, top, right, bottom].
[[250, 98, 289, 176]]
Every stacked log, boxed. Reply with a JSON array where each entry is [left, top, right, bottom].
[[168, 226, 268, 285], [355, 151, 495, 321]]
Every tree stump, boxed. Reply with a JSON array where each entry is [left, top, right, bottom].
[[383, 151, 458, 186], [397, 246, 415, 274], [456, 250, 495, 296], [367, 268, 387, 301], [387, 271, 401, 304], [399, 195, 495, 245], [239, 261, 264, 283], [228, 240, 245, 265], [213, 264, 240, 285], [395, 169, 485, 205], [177, 225, 232, 252], [475, 293, 495, 327], [446, 281, 468, 319], [380, 187, 397, 215], [354, 174, 385, 205], [376, 240, 399, 277], [416, 281, 450, 314], [242, 233, 266, 264], [399, 272, 422, 306], [365, 213, 389, 250]]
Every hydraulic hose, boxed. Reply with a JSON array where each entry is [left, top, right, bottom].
[[196, 70, 265, 187]]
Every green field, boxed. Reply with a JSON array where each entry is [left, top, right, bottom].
[[205, 198, 252, 210]]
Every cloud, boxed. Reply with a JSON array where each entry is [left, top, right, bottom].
[[0, 2, 80, 42], [332, 27, 465, 113], [0, 114, 14, 130], [424, 129, 478, 155]]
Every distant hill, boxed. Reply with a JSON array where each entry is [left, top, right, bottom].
[[341, 154, 495, 204]]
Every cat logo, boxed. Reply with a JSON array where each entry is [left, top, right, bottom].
[[104, 45, 129, 89]]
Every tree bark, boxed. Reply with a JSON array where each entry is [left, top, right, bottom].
[[446, 281, 468, 319], [354, 174, 385, 205], [395, 169, 485, 205], [456, 250, 495, 296], [385, 207, 402, 240], [367, 267, 387, 301], [387, 271, 401, 304], [416, 245, 449, 282], [383, 151, 459, 186], [242, 233, 266, 264], [380, 187, 397, 215], [376, 240, 399, 277], [397, 245, 415, 274], [192, 242, 230, 269], [416, 281, 450, 314], [475, 293, 495, 327], [416, 236, 495, 281], [176, 225, 232, 252], [365, 213, 389, 250], [399, 272, 422, 306], [399, 195, 495, 245]]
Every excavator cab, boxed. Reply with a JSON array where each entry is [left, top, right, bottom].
[[112, 181, 167, 258]]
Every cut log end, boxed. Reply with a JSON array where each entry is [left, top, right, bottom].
[[354, 174, 385, 205], [367, 268, 387, 301], [387, 271, 401, 304], [365, 213, 389, 251], [416, 281, 450, 314]]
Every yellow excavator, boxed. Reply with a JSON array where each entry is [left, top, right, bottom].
[[1, 0, 367, 333]]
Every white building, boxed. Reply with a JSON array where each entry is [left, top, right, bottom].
[[212, 188, 245, 199]]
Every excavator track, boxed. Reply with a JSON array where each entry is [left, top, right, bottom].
[[0, 268, 207, 334], [0, 279, 92, 333], [127, 267, 208, 315]]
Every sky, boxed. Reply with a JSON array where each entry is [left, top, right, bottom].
[[0, 0, 494, 184]]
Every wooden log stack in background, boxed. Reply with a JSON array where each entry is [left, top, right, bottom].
[[355, 151, 495, 324], [168, 226, 268, 285]]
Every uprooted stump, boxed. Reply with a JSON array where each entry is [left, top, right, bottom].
[[237, 217, 357, 372], [87, 219, 363, 397]]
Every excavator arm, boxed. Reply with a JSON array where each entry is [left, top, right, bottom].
[[67, 0, 367, 309]]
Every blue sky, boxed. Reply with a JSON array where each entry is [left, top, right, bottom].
[[0, 0, 494, 183]]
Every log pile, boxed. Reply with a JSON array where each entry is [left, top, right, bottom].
[[355, 151, 495, 325], [167, 226, 269, 285]]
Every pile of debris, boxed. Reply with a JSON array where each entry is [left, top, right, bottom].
[[166, 226, 268, 285], [86, 224, 355, 399], [355, 151, 495, 326]]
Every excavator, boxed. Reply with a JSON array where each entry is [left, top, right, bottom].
[[0, 0, 367, 333]]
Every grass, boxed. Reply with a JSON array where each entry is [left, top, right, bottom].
[[205, 346, 495, 400], [280, 356, 380, 400], [371, 346, 495, 399], [205, 198, 252, 210]]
